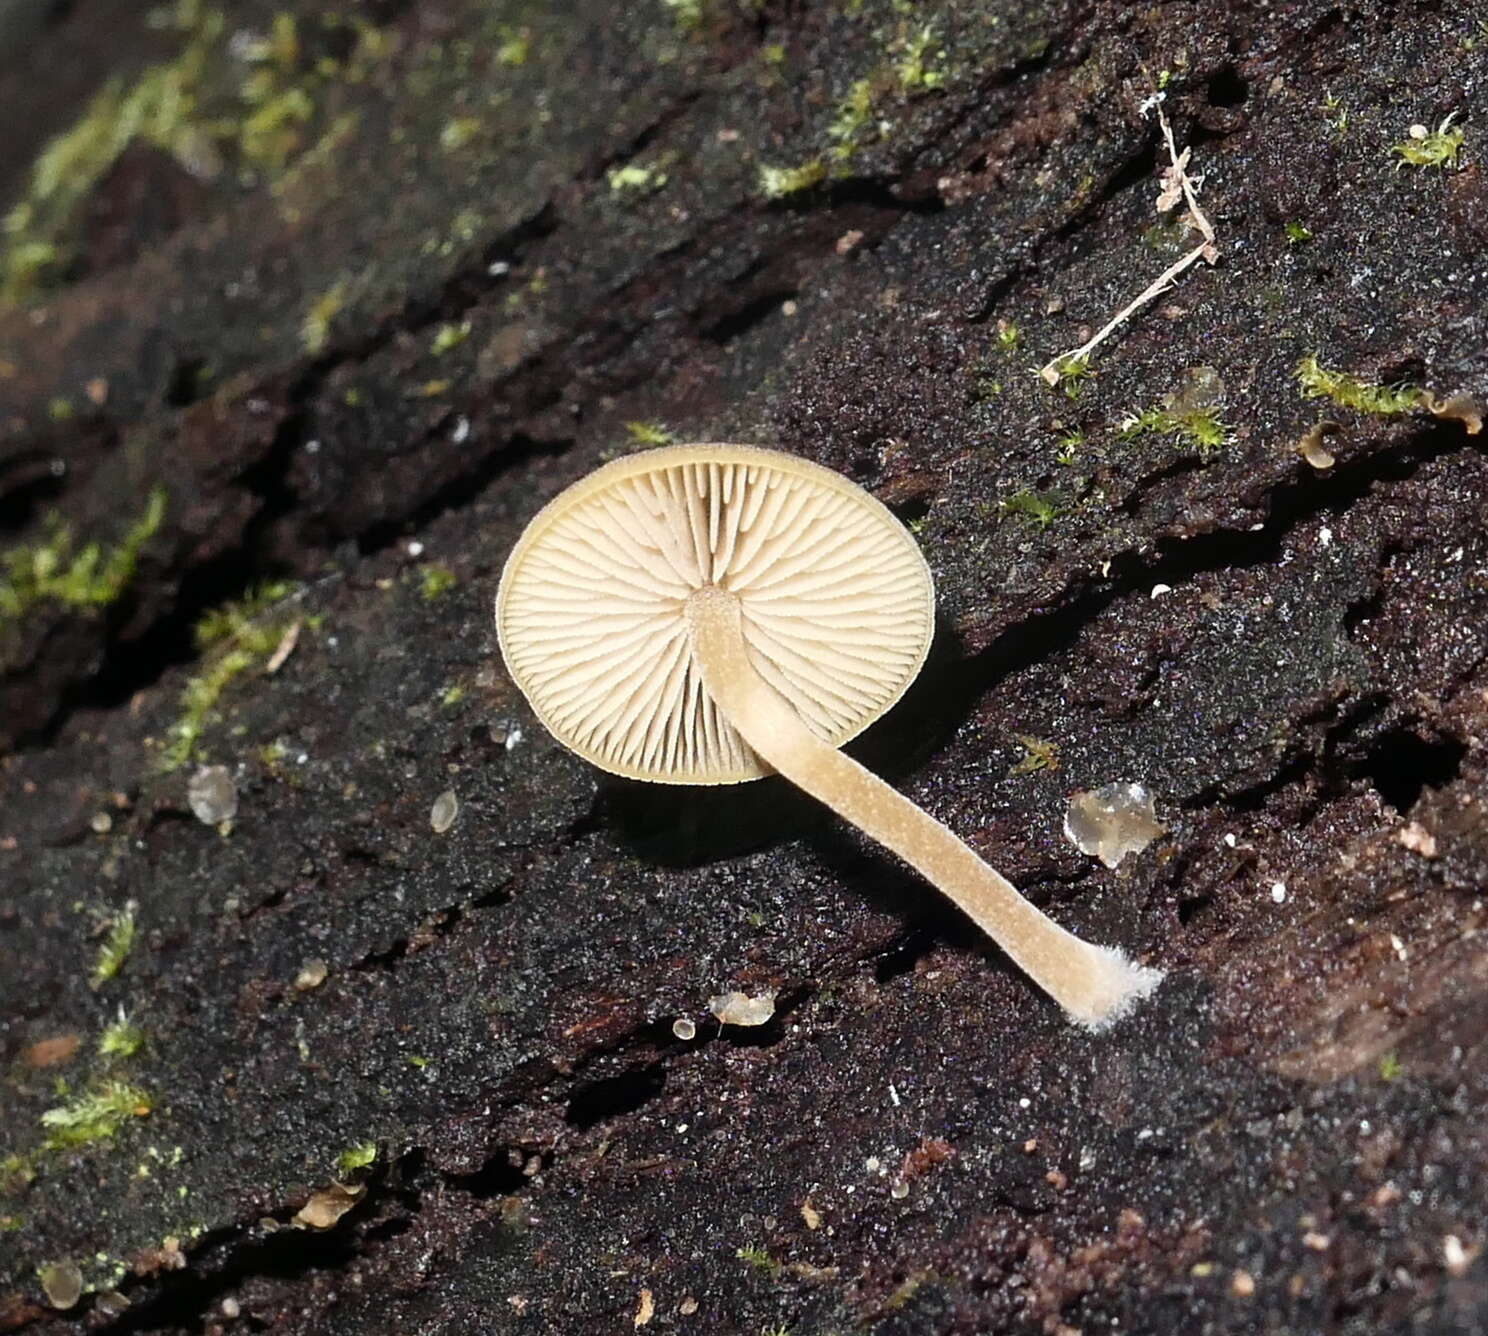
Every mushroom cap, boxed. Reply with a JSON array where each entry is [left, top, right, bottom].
[[496, 443, 935, 784]]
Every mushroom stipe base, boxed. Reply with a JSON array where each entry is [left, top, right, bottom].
[[686, 585, 1163, 1031]]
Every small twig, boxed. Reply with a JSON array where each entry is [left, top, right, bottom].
[[1156, 104, 1215, 243], [1039, 245, 1212, 384], [1038, 94, 1219, 385]]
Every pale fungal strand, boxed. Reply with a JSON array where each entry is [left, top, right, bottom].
[[497, 445, 933, 784]]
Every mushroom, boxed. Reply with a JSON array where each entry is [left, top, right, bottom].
[[496, 444, 1162, 1029]]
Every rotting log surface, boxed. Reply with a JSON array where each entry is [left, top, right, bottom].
[[2, 1, 1487, 1332]]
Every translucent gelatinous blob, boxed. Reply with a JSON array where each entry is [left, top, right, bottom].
[[187, 764, 238, 825], [1063, 783, 1167, 869], [430, 788, 459, 834], [707, 990, 776, 1027]]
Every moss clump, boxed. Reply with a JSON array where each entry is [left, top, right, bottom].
[[301, 281, 349, 355], [1043, 353, 1094, 400], [828, 79, 877, 159], [758, 158, 827, 199], [2, 1153, 37, 1192], [90, 906, 137, 989], [0, 10, 218, 302], [240, 85, 315, 174], [438, 115, 482, 152], [40, 1081, 153, 1150], [98, 1012, 145, 1060], [430, 321, 471, 356], [759, 16, 951, 199], [0, 489, 166, 622], [1053, 429, 1085, 465], [894, 23, 947, 91], [1296, 355, 1423, 415], [1390, 116, 1465, 170], [1, 5, 394, 302], [495, 27, 531, 66], [608, 163, 668, 194], [161, 581, 299, 771], [998, 489, 1062, 529], [624, 421, 676, 447], [661, 0, 707, 33], [963, 359, 1002, 403], [419, 565, 458, 600], [735, 1244, 780, 1274], [1119, 403, 1230, 454], [1010, 734, 1059, 776], [336, 1142, 377, 1175]]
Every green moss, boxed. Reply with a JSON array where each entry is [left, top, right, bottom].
[[1, 20, 217, 301], [828, 78, 877, 159], [607, 163, 668, 194], [962, 357, 1003, 403], [336, 1142, 377, 1175], [1390, 116, 1465, 170], [736, 1243, 780, 1274], [240, 86, 315, 173], [90, 906, 137, 989], [624, 421, 676, 446], [1053, 428, 1084, 465], [495, 27, 531, 66], [406, 1054, 430, 1068], [301, 281, 349, 355], [1, 4, 392, 302], [40, 1080, 153, 1150], [1321, 92, 1348, 134], [194, 580, 295, 648], [1044, 353, 1094, 400], [0, 488, 166, 623], [758, 158, 827, 199], [258, 738, 290, 770], [662, 0, 707, 33], [1379, 1051, 1402, 1081], [894, 23, 947, 91], [2, 1153, 37, 1192], [439, 115, 482, 151], [1296, 355, 1423, 415], [1283, 220, 1313, 244], [430, 321, 471, 355], [440, 683, 467, 709], [998, 489, 1062, 529], [99, 1013, 146, 1060], [1009, 734, 1059, 775], [1118, 403, 1230, 454], [162, 581, 298, 771], [419, 565, 458, 600]]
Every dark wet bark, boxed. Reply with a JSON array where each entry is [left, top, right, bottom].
[[2, 1, 1486, 1332]]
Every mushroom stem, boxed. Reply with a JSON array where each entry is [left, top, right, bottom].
[[687, 586, 1162, 1030]]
